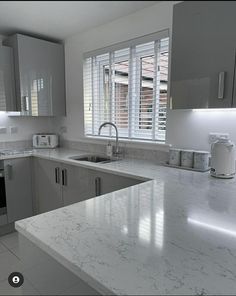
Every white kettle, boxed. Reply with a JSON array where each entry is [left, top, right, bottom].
[[210, 138, 236, 178]]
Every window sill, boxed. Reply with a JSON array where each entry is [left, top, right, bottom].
[[78, 136, 171, 152]]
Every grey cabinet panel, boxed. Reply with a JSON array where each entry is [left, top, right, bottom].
[[0, 46, 16, 111], [4, 34, 66, 116], [33, 158, 143, 211], [4, 157, 33, 223], [97, 171, 141, 195], [62, 165, 142, 206], [171, 1, 236, 109], [33, 158, 63, 214], [62, 165, 95, 206]]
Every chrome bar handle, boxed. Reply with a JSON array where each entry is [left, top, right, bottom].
[[218, 71, 225, 99], [62, 169, 67, 186], [55, 167, 60, 184], [22, 96, 29, 111], [95, 177, 101, 196]]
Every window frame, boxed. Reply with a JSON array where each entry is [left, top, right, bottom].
[[83, 29, 169, 143]]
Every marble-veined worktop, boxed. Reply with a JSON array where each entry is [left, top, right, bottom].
[[10, 148, 236, 295]]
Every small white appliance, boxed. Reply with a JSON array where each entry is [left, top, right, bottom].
[[210, 138, 236, 178], [33, 134, 59, 149]]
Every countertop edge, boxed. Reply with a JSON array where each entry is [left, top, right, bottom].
[[15, 221, 115, 295]]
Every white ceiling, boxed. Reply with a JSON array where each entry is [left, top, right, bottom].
[[0, 1, 158, 41]]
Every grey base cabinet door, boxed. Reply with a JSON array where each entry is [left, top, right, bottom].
[[4, 157, 33, 223], [33, 158, 63, 214], [96, 171, 142, 196], [62, 165, 142, 206], [62, 164, 95, 206]]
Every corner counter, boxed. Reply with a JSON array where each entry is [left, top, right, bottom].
[[14, 148, 236, 295]]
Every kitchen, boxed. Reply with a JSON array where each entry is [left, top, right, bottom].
[[0, 1, 236, 295]]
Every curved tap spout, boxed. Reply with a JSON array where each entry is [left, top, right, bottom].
[[98, 122, 119, 155]]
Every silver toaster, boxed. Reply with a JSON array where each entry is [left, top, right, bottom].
[[33, 134, 59, 149]]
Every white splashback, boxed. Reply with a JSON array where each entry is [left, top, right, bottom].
[[0, 113, 54, 142], [166, 109, 236, 151]]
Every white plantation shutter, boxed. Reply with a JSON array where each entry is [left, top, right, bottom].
[[84, 31, 169, 142]]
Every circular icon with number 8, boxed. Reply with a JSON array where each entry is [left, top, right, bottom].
[[8, 272, 24, 288]]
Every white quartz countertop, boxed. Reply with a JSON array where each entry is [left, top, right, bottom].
[[13, 148, 236, 295]]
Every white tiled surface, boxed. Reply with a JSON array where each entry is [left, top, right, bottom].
[[0, 232, 39, 295]]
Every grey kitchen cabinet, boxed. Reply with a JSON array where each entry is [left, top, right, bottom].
[[33, 158, 63, 214], [62, 164, 95, 206], [3, 34, 66, 116], [0, 46, 16, 111], [62, 164, 143, 206], [33, 159, 91, 212], [33, 158, 143, 211], [94, 171, 142, 196], [4, 157, 33, 223], [171, 1, 236, 109]]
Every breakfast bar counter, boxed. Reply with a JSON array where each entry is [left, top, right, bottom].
[[14, 148, 236, 295]]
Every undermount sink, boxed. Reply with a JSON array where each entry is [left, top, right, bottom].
[[69, 155, 118, 164]]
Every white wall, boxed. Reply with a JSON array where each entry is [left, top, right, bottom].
[[58, 1, 236, 151], [0, 36, 55, 143], [56, 1, 173, 145]]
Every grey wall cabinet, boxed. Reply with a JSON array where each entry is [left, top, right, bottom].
[[0, 46, 16, 111], [3, 34, 66, 116], [171, 1, 236, 109], [4, 157, 33, 223]]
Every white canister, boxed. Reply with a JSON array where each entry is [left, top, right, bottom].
[[181, 150, 194, 168], [193, 151, 210, 171], [169, 148, 181, 166]]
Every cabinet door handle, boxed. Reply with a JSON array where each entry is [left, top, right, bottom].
[[55, 167, 60, 184], [6, 164, 13, 180], [218, 71, 225, 99], [22, 96, 29, 111], [95, 177, 101, 196], [62, 169, 67, 186]]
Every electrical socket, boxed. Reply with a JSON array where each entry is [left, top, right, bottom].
[[209, 132, 229, 144], [9, 126, 18, 134], [0, 127, 7, 134], [60, 126, 67, 134]]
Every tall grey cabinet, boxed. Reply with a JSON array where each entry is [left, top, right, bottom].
[[0, 46, 16, 111], [4, 34, 66, 116], [4, 157, 33, 223], [171, 1, 236, 109]]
